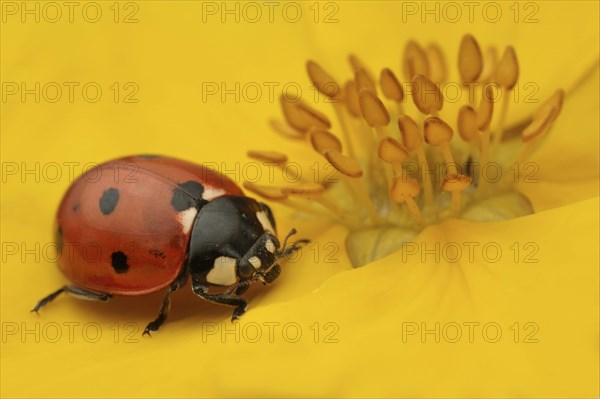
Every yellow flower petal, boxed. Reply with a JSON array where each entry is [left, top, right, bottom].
[[202, 198, 598, 397]]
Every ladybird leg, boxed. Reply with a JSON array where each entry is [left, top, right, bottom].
[[191, 279, 248, 321], [31, 286, 111, 313], [170, 259, 189, 291], [142, 288, 173, 336], [31, 288, 65, 313], [143, 264, 189, 336], [226, 280, 249, 296], [64, 285, 112, 301], [234, 282, 250, 296]]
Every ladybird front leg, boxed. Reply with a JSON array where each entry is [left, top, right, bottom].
[[224, 280, 250, 296], [234, 282, 250, 296], [191, 278, 248, 321], [31, 286, 111, 313]]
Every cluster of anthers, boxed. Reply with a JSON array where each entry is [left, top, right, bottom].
[[244, 34, 564, 265]]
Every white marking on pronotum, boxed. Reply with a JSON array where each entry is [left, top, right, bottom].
[[206, 256, 238, 285], [265, 239, 276, 254], [203, 187, 226, 201], [177, 208, 198, 234], [256, 211, 275, 234], [248, 256, 261, 269]]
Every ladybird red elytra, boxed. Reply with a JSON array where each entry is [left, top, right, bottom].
[[33, 155, 307, 335]]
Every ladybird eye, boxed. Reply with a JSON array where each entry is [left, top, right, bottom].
[[237, 262, 254, 279]]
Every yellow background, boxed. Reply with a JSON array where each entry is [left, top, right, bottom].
[[1, 1, 599, 398]]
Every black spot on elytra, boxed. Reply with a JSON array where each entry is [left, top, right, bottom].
[[111, 251, 129, 274], [149, 249, 166, 260], [171, 181, 206, 211], [56, 226, 63, 254], [72, 203, 80, 212], [99, 188, 119, 215], [138, 154, 160, 159]]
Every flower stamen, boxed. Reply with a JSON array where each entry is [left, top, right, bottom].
[[412, 74, 443, 116], [391, 176, 422, 222], [356, 68, 377, 94], [457, 104, 483, 187], [424, 116, 458, 175], [306, 60, 342, 100], [403, 41, 430, 81], [308, 128, 343, 154], [380, 68, 405, 114], [281, 183, 353, 225], [269, 118, 304, 140], [251, 34, 565, 266], [359, 89, 391, 140], [343, 80, 361, 118], [459, 34, 483, 83], [515, 100, 560, 167], [475, 85, 495, 196], [479, 46, 498, 83], [280, 95, 331, 132], [247, 150, 288, 165], [323, 149, 382, 224], [425, 43, 447, 84], [378, 136, 410, 205], [398, 114, 434, 205], [349, 54, 377, 86], [378, 137, 409, 176], [244, 182, 329, 218], [306, 60, 355, 158], [442, 174, 471, 214], [247, 150, 306, 183], [491, 46, 519, 154]]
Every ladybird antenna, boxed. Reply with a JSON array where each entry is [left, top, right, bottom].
[[277, 228, 310, 259], [281, 228, 297, 250]]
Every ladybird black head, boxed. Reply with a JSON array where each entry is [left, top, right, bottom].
[[188, 196, 307, 288], [235, 230, 281, 285], [251, 228, 308, 284]]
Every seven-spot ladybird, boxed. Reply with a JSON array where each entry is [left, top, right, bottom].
[[32, 155, 306, 335]]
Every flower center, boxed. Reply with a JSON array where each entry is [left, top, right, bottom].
[[246, 34, 564, 267]]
